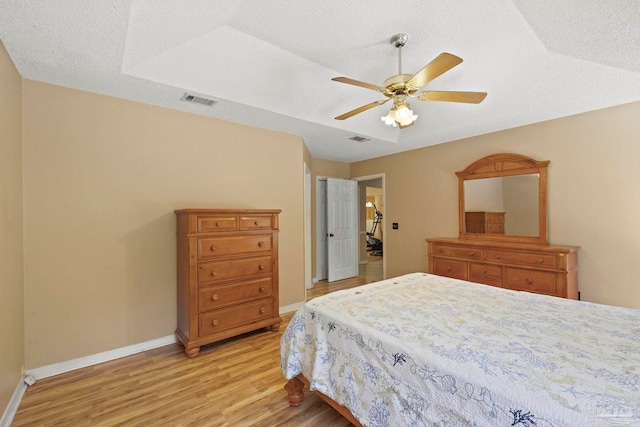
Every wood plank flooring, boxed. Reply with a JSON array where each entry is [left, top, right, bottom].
[[12, 272, 379, 426]]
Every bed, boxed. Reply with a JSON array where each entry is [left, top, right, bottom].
[[281, 273, 640, 427]]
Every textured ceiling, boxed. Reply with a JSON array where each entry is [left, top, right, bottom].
[[2, 0, 640, 162]]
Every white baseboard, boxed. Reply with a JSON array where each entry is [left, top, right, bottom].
[[27, 334, 177, 381], [280, 302, 303, 315], [3, 305, 303, 423], [19, 301, 305, 382], [0, 379, 27, 427], [25, 302, 304, 381]]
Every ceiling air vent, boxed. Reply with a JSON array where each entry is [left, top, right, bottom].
[[348, 136, 370, 143], [181, 93, 217, 107]]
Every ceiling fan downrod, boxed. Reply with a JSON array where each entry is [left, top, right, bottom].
[[390, 33, 408, 75]]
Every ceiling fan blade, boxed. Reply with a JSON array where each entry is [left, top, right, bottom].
[[417, 90, 487, 104], [335, 99, 390, 120], [407, 53, 463, 90], [332, 77, 384, 92]]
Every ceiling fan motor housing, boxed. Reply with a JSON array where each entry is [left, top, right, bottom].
[[382, 74, 418, 97]]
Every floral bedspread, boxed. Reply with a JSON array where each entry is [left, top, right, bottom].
[[281, 273, 640, 427]]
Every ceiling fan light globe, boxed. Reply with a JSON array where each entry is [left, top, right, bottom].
[[398, 117, 415, 127], [395, 104, 414, 121], [382, 112, 396, 126]]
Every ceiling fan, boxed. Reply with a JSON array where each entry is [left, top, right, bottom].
[[333, 33, 487, 129]]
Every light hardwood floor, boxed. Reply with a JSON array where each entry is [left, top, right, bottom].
[[12, 268, 382, 427]]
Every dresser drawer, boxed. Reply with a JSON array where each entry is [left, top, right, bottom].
[[239, 216, 273, 230], [198, 256, 273, 285], [199, 297, 274, 336], [485, 213, 505, 222], [485, 250, 557, 269], [504, 268, 557, 296], [433, 258, 467, 280], [486, 223, 504, 234], [198, 235, 272, 260], [198, 278, 273, 312], [197, 215, 237, 232], [432, 244, 483, 260], [469, 262, 503, 287]]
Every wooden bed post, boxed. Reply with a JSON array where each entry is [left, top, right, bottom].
[[285, 374, 365, 427], [284, 376, 305, 407]]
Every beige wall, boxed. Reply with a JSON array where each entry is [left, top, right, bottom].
[[311, 158, 351, 180], [351, 101, 640, 309], [503, 175, 539, 236], [0, 42, 24, 411], [22, 80, 305, 368]]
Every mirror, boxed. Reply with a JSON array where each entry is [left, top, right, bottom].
[[457, 154, 549, 245], [464, 174, 539, 236]]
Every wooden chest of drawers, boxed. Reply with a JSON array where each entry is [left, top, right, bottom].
[[465, 211, 505, 234], [175, 209, 282, 357], [426, 238, 579, 299]]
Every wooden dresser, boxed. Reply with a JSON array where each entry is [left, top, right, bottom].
[[426, 238, 579, 299], [465, 211, 505, 234], [175, 208, 282, 357]]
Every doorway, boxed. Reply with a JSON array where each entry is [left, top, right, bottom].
[[355, 174, 385, 282], [315, 174, 385, 284]]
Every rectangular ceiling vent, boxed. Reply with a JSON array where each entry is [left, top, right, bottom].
[[181, 93, 217, 107], [348, 135, 370, 143]]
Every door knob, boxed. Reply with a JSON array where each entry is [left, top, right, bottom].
[[329, 233, 334, 237]]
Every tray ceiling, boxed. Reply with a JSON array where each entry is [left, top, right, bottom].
[[2, 0, 640, 162]]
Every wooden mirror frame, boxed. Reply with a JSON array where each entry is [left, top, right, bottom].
[[456, 153, 550, 245]]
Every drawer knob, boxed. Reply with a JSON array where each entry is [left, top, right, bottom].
[[211, 294, 219, 301], [483, 269, 487, 274], [211, 319, 219, 326], [259, 263, 265, 270], [260, 307, 266, 313], [215, 222, 220, 227], [537, 258, 543, 264], [259, 286, 265, 292], [495, 254, 501, 259], [210, 245, 217, 251], [438, 249, 444, 253], [469, 251, 474, 256], [211, 269, 218, 276], [526, 278, 533, 284], [446, 266, 452, 272], [258, 241, 265, 247], [255, 221, 259, 226]]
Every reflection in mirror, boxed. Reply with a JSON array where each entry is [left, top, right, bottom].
[[464, 174, 539, 236]]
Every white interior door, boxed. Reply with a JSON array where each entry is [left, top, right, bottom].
[[327, 178, 358, 282], [316, 179, 328, 281]]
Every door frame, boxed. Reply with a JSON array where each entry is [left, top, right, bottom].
[[314, 177, 328, 283], [304, 163, 312, 290], [353, 173, 386, 280]]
